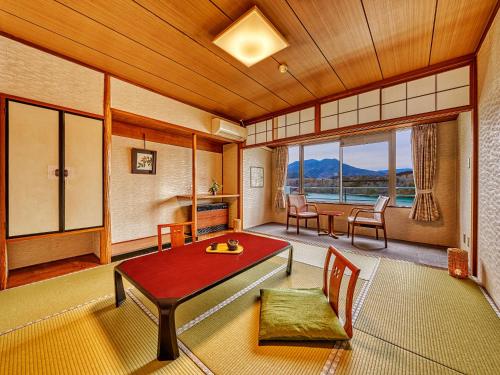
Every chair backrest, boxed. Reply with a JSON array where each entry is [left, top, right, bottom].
[[322, 245, 361, 338], [287, 194, 307, 213], [373, 196, 390, 221], [157, 221, 195, 252]]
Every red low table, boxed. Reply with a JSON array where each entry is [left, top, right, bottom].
[[114, 232, 292, 361], [318, 210, 344, 239]]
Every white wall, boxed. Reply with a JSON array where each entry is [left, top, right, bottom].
[[477, 14, 500, 307], [243, 147, 273, 229]]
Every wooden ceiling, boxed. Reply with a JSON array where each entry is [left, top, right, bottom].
[[0, 0, 497, 121]]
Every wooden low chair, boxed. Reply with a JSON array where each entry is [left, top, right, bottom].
[[259, 245, 361, 342], [323, 245, 361, 338], [157, 221, 195, 252], [286, 194, 320, 234], [347, 196, 390, 248]]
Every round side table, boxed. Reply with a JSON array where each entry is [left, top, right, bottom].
[[318, 210, 344, 239]]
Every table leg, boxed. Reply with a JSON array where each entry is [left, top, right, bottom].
[[157, 301, 179, 361], [114, 270, 126, 307], [286, 246, 293, 275], [326, 216, 338, 239]]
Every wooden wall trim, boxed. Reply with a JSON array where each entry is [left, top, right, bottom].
[[6, 227, 104, 244], [112, 121, 223, 153], [0, 92, 104, 120], [245, 54, 474, 124], [100, 74, 112, 264], [111, 108, 236, 145], [243, 106, 467, 149], [0, 96, 7, 289]]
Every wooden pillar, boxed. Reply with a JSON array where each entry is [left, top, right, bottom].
[[100, 75, 112, 264], [238, 143, 243, 228], [470, 59, 479, 276], [192, 134, 198, 239], [0, 97, 8, 289]]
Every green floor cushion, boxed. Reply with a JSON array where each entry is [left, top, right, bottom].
[[259, 287, 349, 342]]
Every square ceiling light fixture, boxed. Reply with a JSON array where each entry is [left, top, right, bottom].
[[213, 6, 289, 67]]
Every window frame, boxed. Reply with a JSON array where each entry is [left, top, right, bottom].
[[286, 128, 414, 208]]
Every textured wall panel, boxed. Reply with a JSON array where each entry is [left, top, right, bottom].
[[0, 36, 103, 115], [110, 136, 222, 244], [243, 147, 273, 228], [477, 16, 500, 307], [111, 78, 215, 134]]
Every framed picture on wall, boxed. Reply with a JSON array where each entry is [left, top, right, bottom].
[[250, 166, 264, 188], [131, 148, 157, 174]]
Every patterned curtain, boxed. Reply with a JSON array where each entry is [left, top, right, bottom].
[[409, 123, 440, 221], [272, 146, 289, 209]]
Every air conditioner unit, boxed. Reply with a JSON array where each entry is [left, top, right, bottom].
[[211, 118, 247, 141]]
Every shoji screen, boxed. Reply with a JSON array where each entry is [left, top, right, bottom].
[[7, 101, 60, 236], [64, 114, 103, 230]]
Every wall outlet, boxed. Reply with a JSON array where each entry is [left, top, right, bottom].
[[463, 233, 466, 244], [467, 236, 470, 247]]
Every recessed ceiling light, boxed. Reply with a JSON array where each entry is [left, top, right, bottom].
[[213, 6, 289, 68]]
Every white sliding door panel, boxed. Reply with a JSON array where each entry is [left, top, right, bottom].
[[8, 101, 60, 236], [64, 114, 103, 230]]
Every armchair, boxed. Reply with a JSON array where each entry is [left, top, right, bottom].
[[286, 194, 320, 235], [347, 196, 390, 248]]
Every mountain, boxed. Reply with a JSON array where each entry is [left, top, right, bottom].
[[287, 158, 387, 178]]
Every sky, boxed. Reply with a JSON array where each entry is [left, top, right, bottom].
[[288, 129, 413, 171]]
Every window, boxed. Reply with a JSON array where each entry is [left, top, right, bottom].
[[286, 128, 415, 207], [395, 129, 415, 206], [303, 142, 340, 202], [285, 145, 300, 194], [342, 137, 389, 204]]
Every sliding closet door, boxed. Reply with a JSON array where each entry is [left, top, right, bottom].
[[64, 113, 103, 230], [7, 101, 60, 237]]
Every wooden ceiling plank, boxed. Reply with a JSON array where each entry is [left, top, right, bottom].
[[134, 0, 315, 107], [363, 0, 436, 78], [0, 11, 262, 120], [0, 0, 266, 119], [56, 0, 289, 113], [213, 0, 346, 98], [430, 0, 498, 63], [287, 0, 383, 88]]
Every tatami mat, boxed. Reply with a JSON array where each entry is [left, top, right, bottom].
[[1, 240, 498, 375], [176, 261, 366, 375], [352, 259, 500, 374], [0, 296, 203, 374]]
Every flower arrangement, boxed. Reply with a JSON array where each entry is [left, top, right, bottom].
[[208, 179, 222, 195]]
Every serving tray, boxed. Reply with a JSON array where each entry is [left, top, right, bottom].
[[206, 243, 244, 254]]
